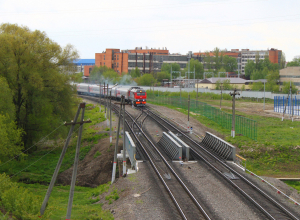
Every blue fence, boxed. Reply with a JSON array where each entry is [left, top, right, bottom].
[[274, 96, 300, 115]]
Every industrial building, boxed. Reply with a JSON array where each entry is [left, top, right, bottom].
[[83, 47, 282, 77]]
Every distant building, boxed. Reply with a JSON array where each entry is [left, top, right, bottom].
[[279, 67, 300, 88], [92, 47, 197, 76], [194, 48, 282, 75], [73, 59, 95, 73], [196, 77, 249, 90]]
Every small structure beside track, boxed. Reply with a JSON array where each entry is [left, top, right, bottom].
[[201, 132, 236, 161]]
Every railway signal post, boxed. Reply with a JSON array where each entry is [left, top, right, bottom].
[[230, 89, 240, 138]]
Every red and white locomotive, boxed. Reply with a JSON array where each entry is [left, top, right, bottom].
[[75, 83, 147, 107]]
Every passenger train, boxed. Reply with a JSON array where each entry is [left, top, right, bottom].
[[75, 83, 147, 107]]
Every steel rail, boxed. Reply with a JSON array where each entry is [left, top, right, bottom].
[[110, 104, 188, 220], [123, 107, 211, 220], [147, 108, 299, 220]]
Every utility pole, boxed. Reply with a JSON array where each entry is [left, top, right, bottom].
[[99, 83, 102, 113], [66, 103, 88, 219], [230, 89, 240, 138], [112, 96, 124, 184], [194, 65, 195, 88], [39, 104, 83, 217], [187, 94, 190, 132], [171, 65, 172, 86], [220, 84, 223, 110], [291, 81, 294, 122], [104, 82, 106, 119], [122, 100, 126, 176], [106, 84, 109, 126], [263, 81, 265, 111], [109, 91, 112, 143]]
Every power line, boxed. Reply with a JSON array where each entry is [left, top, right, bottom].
[[0, 123, 64, 167], [0, 126, 80, 184]]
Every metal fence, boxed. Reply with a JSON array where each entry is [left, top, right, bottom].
[[147, 95, 257, 140], [274, 96, 300, 116]]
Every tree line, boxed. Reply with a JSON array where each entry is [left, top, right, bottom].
[[0, 23, 79, 158]]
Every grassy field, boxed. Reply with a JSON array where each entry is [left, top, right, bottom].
[[148, 92, 300, 177], [0, 103, 116, 219]]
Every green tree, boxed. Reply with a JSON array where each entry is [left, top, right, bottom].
[[130, 67, 141, 78], [156, 71, 170, 82], [282, 81, 298, 94], [70, 72, 83, 83], [102, 69, 119, 84], [251, 82, 264, 91], [266, 70, 279, 92], [184, 58, 204, 79], [244, 60, 256, 79], [222, 79, 231, 90], [136, 74, 156, 86], [212, 47, 224, 73], [217, 67, 227, 77], [223, 55, 237, 72], [287, 58, 300, 67], [280, 52, 286, 69], [0, 23, 79, 149], [0, 77, 24, 158], [204, 51, 212, 70], [89, 66, 108, 83], [161, 63, 181, 78]]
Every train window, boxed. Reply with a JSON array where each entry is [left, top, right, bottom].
[[136, 92, 145, 96]]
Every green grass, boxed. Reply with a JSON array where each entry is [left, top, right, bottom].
[[18, 183, 113, 220], [94, 151, 102, 158], [148, 96, 300, 177], [0, 104, 107, 184], [283, 181, 300, 193]]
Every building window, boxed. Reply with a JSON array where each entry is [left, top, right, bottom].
[[104, 62, 105, 65], [117, 55, 119, 60], [104, 55, 105, 60], [117, 62, 119, 67]]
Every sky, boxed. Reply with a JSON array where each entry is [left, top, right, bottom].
[[1, 0, 300, 61]]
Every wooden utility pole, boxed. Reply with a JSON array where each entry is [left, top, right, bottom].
[[220, 84, 223, 110], [40, 103, 91, 218], [99, 83, 102, 113], [229, 89, 240, 138], [187, 94, 190, 132], [104, 82, 106, 118], [106, 84, 109, 126]]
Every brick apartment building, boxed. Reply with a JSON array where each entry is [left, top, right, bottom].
[[194, 48, 282, 74], [84, 47, 282, 77]]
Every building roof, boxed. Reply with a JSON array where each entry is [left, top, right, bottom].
[[199, 77, 246, 84], [73, 59, 95, 65]]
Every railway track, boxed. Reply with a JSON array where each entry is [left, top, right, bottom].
[[111, 101, 211, 220], [145, 106, 299, 220], [79, 95, 212, 219]]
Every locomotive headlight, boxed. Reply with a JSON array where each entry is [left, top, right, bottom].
[[143, 99, 145, 101]]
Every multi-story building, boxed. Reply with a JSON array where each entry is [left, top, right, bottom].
[[85, 47, 282, 77], [279, 67, 300, 88], [73, 59, 95, 73], [240, 48, 282, 74], [90, 48, 201, 76], [194, 48, 282, 74]]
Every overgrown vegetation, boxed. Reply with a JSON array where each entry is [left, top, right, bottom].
[[0, 104, 106, 184], [0, 102, 113, 219]]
